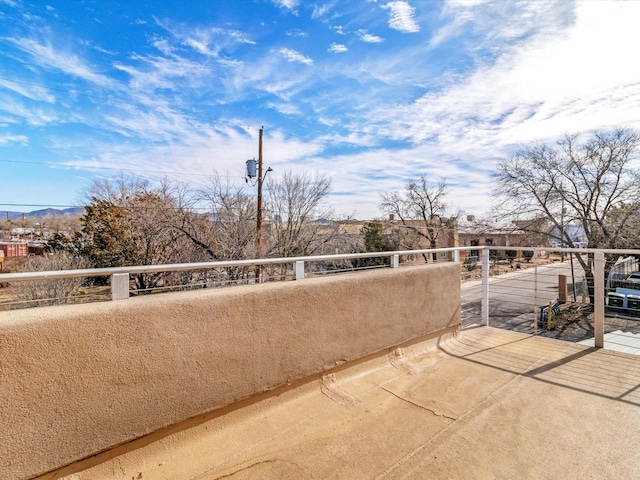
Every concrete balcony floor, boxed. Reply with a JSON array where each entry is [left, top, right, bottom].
[[49, 327, 640, 480]]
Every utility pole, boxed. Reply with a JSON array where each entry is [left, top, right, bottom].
[[245, 127, 271, 283], [256, 127, 264, 282]]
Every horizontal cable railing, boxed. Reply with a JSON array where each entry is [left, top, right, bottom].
[[0, 248, 462, 282], [3, 245, 640, 354], [0, 248, 462, 309]]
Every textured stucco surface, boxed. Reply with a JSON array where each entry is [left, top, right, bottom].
[[0, 264, 460, 480], [49, 327, 640, 480]]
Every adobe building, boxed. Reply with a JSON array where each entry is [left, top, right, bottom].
[[457, 217, 552, 263]]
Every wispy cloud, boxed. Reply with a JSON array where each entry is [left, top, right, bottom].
[[286, 28, 308, 37], [279, 48, 313, 65], [0, 78, 56, 103], [357, 29, 384, 43], [6, 38, 115, 87], [369, 1, 640, 154], [383, 1, 419, 33], [311, 3, 333, 19], [328, 43, 348, 53], [113, 51, 210, 91], [272, 0, 298, 11], [1, 0, 639, 218], [0, 98, 59, 126], [267, 102, 301, 115], [0, 134, 28, 146], [154, 18, 255, 58]]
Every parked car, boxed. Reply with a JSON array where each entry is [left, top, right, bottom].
[[626, 272, 640, 283]]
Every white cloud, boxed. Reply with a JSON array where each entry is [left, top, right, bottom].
[[7, 38, 115, 87], [383, 1, 419, 33], [62, 126, 323, 194], [267, 102, 301, 115], [445, 0, 489, 7], [4, 0, 639, 220], [317, 0, 640, 218], [0, 79, 56, 103], [357, 29, 384, 43], [0, 134, 28, 146], [0, 99, 59, 126], [286, 29, 308, 37], [428, 15, 467, 48], [311, 4, 332, 19], [378, 1, 640, 146], [279, 48, 313, 65], [333, 25, 346, 35], [114, 52, 209, 90], [153, 18, 255, 58], [328, 43, 348, 53], [272, 0, 298, 11]]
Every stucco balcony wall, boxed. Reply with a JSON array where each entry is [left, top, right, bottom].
[[0, 263, 460, 480]]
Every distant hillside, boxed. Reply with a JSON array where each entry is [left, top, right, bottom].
[[0, 207, 85, 220]]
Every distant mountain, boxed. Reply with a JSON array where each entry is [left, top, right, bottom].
[[0, 207, 85, 220]]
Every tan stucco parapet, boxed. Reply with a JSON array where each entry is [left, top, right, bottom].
[[0, 263, 460, 479]]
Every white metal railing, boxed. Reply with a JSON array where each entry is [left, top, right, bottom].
[[0, 248, 464, 283], [3, 245, 640, 351]]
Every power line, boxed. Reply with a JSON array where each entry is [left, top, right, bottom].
[[0, 203, 222, 213], [0, 158, 246, 180], [0, 203, 83, 208]]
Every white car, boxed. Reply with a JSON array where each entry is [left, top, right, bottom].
[[626, 273, 640, 283]]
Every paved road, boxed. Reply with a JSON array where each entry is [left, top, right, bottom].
[[461, 260, 586, 329]]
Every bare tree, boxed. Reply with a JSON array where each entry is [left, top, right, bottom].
[[380, 176, 459, 261], [493, 128, 640, 305], [16, 253, 90, 308], [265, 171, 338, 258], [196, 174, 257, 260], [185, 174, 258, 283], [84, 173, 149, 204]]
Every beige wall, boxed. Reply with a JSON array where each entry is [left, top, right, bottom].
[[0, 264, 460, 480]]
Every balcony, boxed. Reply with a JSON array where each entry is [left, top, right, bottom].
[[2, 247, 640, 479], [41, 327, 640, 480]]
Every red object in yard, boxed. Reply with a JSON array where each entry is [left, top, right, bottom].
[[0, 242, 29, 257]]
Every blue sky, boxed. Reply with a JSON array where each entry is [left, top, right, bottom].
[[1, 0, 640, 219]]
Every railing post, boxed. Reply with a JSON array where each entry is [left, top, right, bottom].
[[391, 254, 399, 268], [533, 253, 538, 334], [453, 249, 460, 263], [294, 260, 305, 280], [481, 247, 489, 326], [594, 251, 605, 348], [111, 273, 129, 300]]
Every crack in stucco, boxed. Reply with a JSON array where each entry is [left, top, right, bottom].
[[381, 386, 457, 421], [211, 459, 281, 479]]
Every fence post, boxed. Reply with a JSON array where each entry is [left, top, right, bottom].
[[533, 253, 538, 334], [294, 260, 305, 280], [594, 251, 605, 348], [111, 273, 129, 300], [481, 247, 489, 326], [391, 254, 399, 268], [453, 249, 460, 263]]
